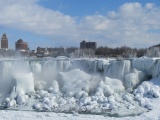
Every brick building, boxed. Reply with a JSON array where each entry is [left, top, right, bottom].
[[1, 33, 8, 49], [15, 39, 28, 51]]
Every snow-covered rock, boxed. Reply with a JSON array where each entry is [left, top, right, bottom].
[[16, 95, 28, 105], [33, 103, 41, 110]]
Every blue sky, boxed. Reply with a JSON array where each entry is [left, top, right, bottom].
[[0, 0, 160, 50], [39, 0, 160, 16]]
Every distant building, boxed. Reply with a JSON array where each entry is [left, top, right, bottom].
[[37, 47, 45, 54], [80, 40, 97, 50], [15, 39, 28, 51], [1, 33, 8, 49], [80, 41, 86, 49]]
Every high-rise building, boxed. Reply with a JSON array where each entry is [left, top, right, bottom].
[[80, 40, 97, 50], [1, 33, 8, 49], [80, 41, 86, 49], [15, 39, 28, 51]]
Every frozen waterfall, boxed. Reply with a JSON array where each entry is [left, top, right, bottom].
[[0, 57, 160, 104]]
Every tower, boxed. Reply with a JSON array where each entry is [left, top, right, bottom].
[[1, 33, 8, 49]]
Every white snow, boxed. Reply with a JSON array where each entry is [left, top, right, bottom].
[[0, 97, 160, 120]]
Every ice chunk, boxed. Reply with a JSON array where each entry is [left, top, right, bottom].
[[125, 69, 146, 91], [50, 80, 59, 94], [141, 81, 152, 94], [148, 87, 160, 98], [144, 102, 153, 110], [7, 99, 16, 108], [96, 77, 125, 97], [135, 85, 145, 95], [57, 69, 91, 97], [5, 98, 10, 103], [42, 104, 50, 110], [39, 90, 49, 98], [13, 72, 35, 95], [134, 81, 160, 98], [16, 95, 27, 105], [35, 81, 47, 90], [33, 103, 41, 110]]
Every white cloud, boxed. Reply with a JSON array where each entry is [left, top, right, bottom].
[[0, 1, 160, 48], [145, 3, 155, 9], [0, 0, 77, 38], [78, 2, 160, 47]]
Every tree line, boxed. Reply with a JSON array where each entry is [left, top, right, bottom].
[[95, 46, 147, 58]]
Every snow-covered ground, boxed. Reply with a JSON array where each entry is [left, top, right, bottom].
[[0, 97, 160, 120], [0, 58, 160, 120]]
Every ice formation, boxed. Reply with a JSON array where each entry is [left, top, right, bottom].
[[107, 60, 131, 82], [96, 77, 125, 97], [125, 69, 146, 92], [132, 58, 155, 75], [0, 57, 160, 117], [12, 73, 35, 95], [57, 69, 91, 98]]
